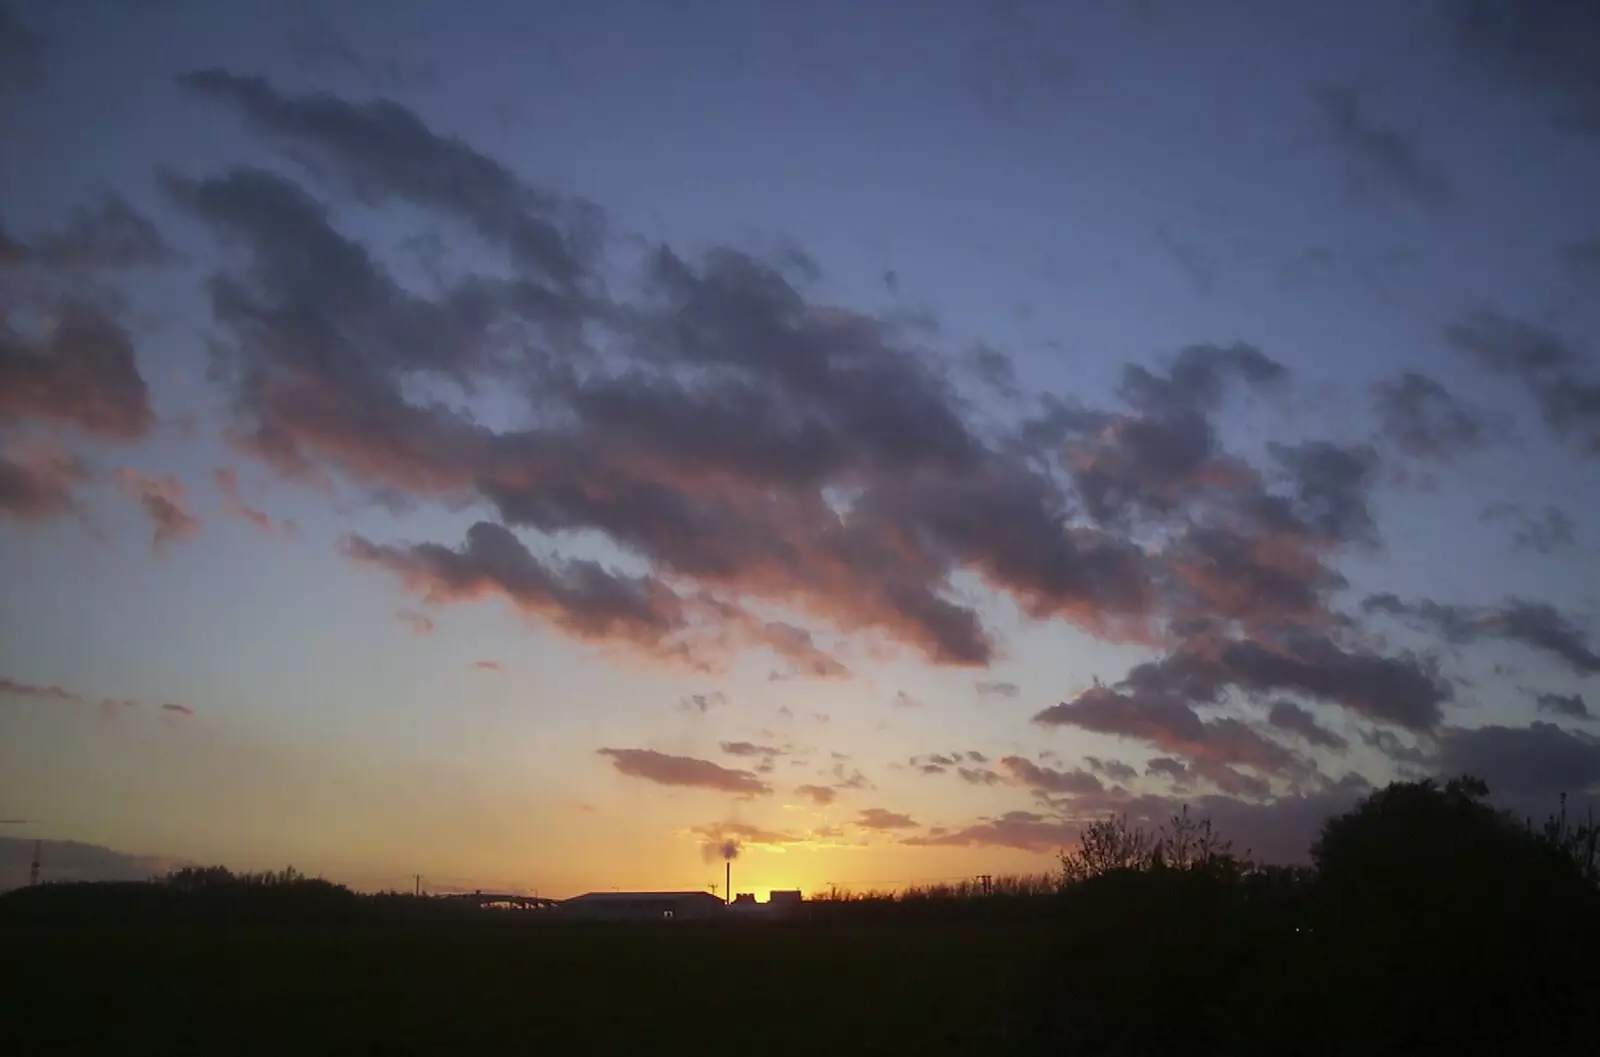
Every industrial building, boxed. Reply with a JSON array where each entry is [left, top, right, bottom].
[[559, 891, 726, 921]]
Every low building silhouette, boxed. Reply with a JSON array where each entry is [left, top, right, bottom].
[[559, 891, 724, 921]]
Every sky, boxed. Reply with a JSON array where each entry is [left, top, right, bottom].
[[2, 0, 1599, 898]]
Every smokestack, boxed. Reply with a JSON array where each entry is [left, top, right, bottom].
[[725, 859, 730, 906]]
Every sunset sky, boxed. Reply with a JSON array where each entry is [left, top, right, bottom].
[[2, 0, 1598, 898]]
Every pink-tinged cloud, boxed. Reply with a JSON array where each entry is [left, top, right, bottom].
[[160, 702, 194, 716], [212, 466, 296, 536], [903, 811, 1079, 851], [597, 748, 771, 796], [0, 302, 154, 439], [471, 659, 503, 672], [0, 442, 90, 522], [795, 784, 837, 806], [0, 678, 81, 702], [114, 469, 201, 550], [856, 807, 918, 831]]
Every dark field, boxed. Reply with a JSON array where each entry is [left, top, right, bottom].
[[7, 922, 1052, 1056]]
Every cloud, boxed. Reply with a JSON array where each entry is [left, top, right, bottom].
[[1084, 756, 1138, 782], [1434, 722, 1600, 797], [395, 608, 435, 635], [1563, 237, 1600, 282], [0, 838, 185, 890], [1536, 692, 1592, 721], [167, 75, 1185, 672], [976, 680, 1019, 699], [1371, 372, 1494, 459], [856, 808, 918, 831], [597, 748, 770, 796], [0, 442, 88, 521], [0, 677, 80, 702], [470, 660, 502, 672], [179, 68, 598, 284], [159, 702, 194, 717], [1448, 310, 1600, 456], [795, 784, 837, 806], [688, 820, 836, 854], [0, 1, 46, 94], [999, 755, 1105, 795], [0, 302, 154, 439], [678, 692, 726, 713], [956, 767, 1004, 786], [1267, 700, 1350, 751], [904, 810, 1078, 851], [892, 690, 922, 709], [1365, 594, 1600, 675], [1442, 0, 1600, 137], [212, 467, 296, 536], [1034, 680, 1303, 778], [114, 469, 201, 551], [344, 523, 697, 659], [1480, 502, 1577, 554], [5, 194, 178, 271], [720, 741, 783, 758], [1313, 85, 1452, 205]]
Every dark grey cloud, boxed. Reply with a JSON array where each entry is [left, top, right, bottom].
[[1447, 310, 1600, 456], [956, 766, 1003, 786], [597, 747, 771, 796], [343, 522, 703, 659], [1562, 237, 1600, 282], [0, 838, 185, 890], [1313, 85, 1452, 205], [1480, 503, 1577, 555], [0, 303, 154, 440], [1266, 440, 1381, 547], [1442, 0, 1600, 137], [1372, 371, 1494, 459], [795, 784, 836, 806], [892, 690, 922, 709], [1267, 700, 1350, 751], [856, 807, 918, 831], [720, 741, 783, 758], [180, 69, 596, 284], [1034, 682, 1302, 778], [1435, 722, 1600, 797], [1535, 692, 1592, 721], [976, 679, 1019, 699], [0, 1, 45, 94], [0, 677, 80, 702], [1365, 594, 1600, 675], [1084, 756, 1138, 782], [903, 810, 1077, 851], [3, 195, 178, 271], [999, 755, 1105, 795]]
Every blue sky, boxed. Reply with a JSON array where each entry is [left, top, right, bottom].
[[2, 0, 1598, 896]]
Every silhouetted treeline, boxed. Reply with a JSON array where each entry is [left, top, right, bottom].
[[1025, 776, 1600, 1056]]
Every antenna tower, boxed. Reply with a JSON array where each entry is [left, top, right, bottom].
[[30, 840, 41, 886]]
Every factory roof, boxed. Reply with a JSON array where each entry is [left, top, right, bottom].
[[563, 891, 722, 903]]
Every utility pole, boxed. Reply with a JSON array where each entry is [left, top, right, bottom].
[[30, 840, 41, 886], [978, 873, 992, 896], [414, 874, 422, 897]]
